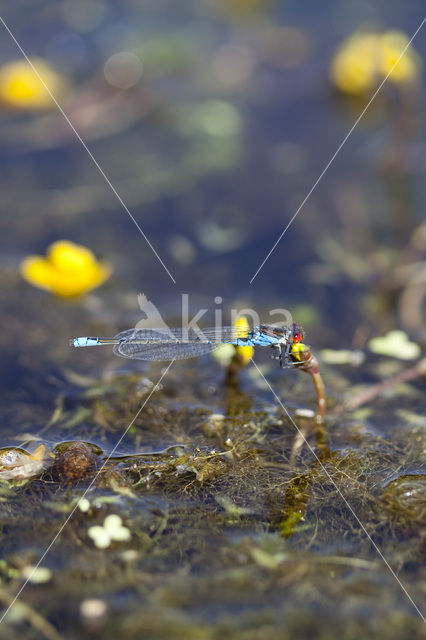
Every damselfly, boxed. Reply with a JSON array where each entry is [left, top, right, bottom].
[[71, 323, 306, 367]]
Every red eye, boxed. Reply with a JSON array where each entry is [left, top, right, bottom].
[[292, 323, 303, 343]]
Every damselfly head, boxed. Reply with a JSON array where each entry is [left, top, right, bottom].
[[291, 323, 304, 344]]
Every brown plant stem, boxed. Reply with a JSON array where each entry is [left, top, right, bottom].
[[289, 348, 328, 463], [294, 348, 327, 425], [0, 586, 64, 640]]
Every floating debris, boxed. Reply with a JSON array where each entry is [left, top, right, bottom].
[[53, 441, 99, 482], [382, 474, 426, 526], [320, 348, 365, 366], [0, 444, 48, 481]]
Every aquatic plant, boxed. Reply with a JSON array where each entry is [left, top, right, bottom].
[[368, 330, 421, 360], [330, 30, 421, 95], [20, 240, 112, 298], [88, 514, 131, 549], [213, 315, 255, 370], [0, 58, 67, 110]]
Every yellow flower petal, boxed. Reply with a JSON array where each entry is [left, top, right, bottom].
[[211, 315, 254, 367], [47, 261, 112, 297], [379, 30, 421, 83], [330, 33, 380, 94], [20, 256, 56, 291], [234, 315, 250, 338], [234, 316, 254, 364], [330, 30, 421, 95], [20, 240, 112, 297], [236, 344, 254, 364], [0, 58, 67, 110], [48, 240, 97, 273]]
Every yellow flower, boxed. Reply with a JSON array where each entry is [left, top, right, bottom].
[[0, 58, 67, 110], [330, 30, 421, 95], [330, 33, 379, 95], [233, 315, 254, 365], [20, 240, 112, 297], [379, 30, 421, 83], [211, 315, 254, 367]]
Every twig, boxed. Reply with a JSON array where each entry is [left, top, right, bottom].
[[294, 348, 327, 424], [290, 348, 328, 462]]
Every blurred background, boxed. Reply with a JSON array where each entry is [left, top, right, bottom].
[[0, 0, 425, 429]]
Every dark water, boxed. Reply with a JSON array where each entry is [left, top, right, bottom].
[[0, 1, 425, 638]]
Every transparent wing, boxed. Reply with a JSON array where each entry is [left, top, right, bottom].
[[112, 327, 245, 361], [113, 327, 245, 344], [114, 341, 218, 361]]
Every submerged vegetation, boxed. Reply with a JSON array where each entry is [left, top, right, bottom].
[[0, 344, 424, 638], [0, 0, 425, 638]]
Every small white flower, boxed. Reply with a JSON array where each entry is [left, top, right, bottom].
[[80, 598, 107, 619], [78, 497, 90, 512], [88, 514, 131, 549], [21, 565, 52, 583], [104, 514, 131, 542], [88, 525, 111, 549]]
